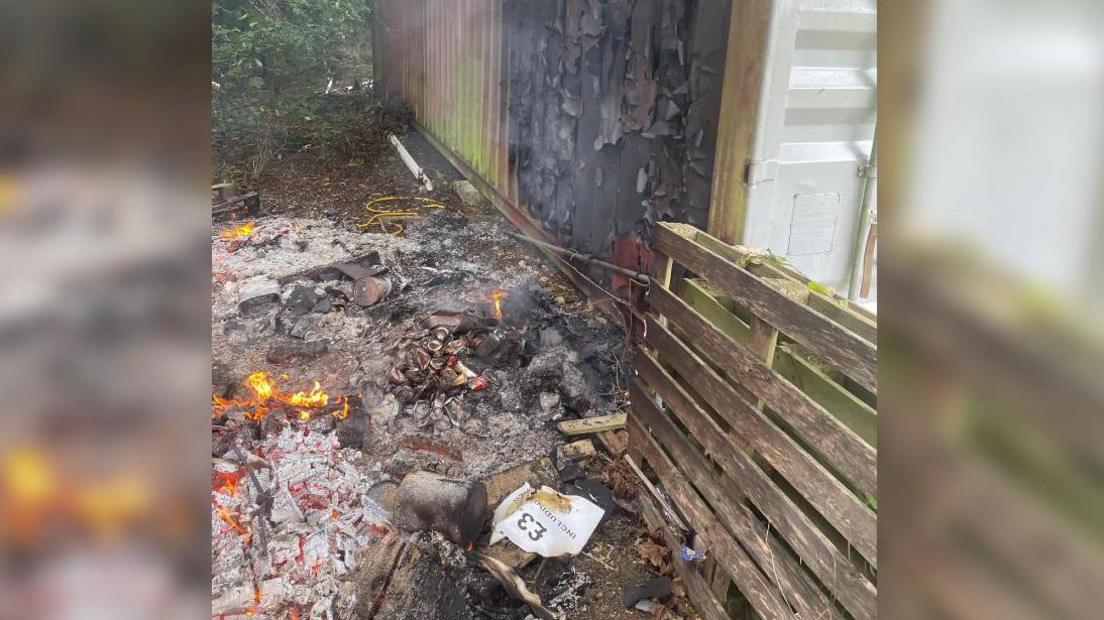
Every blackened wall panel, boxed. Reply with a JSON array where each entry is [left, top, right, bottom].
[[378, 0, 731, 279]]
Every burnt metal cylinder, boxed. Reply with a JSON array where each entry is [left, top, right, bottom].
[[392, 470, 487, 545]]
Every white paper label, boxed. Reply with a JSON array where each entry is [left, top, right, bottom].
[[489, 484, 605, 557]]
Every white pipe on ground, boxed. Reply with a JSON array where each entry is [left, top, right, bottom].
[[389, 134, 434, 192]]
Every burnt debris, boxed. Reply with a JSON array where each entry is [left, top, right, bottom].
[[212, 145, 663, 618]]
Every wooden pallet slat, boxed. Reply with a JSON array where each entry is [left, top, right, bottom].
[[685, 224, 878, 343], [629, 384, 856, 619], [631, 367, 877, 619], [636, 329, 878, 566], [649, 285, 878, 498], [637, 490, 730, 620], [679, 278, 877, 446], [625, 411, 798, 620], [631, 224, 877, 620], [654, 224, 877, 392]]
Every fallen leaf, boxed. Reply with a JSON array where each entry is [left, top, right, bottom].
[[637, 539, 668, 569]]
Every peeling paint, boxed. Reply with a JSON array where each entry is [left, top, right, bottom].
[[378, 0, 731, 286]]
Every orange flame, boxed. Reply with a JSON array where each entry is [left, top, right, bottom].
[[212, 373, 341, 422], [220, 221, 255, 240], [245, 372, 274, 401], [491, 289, 505, 320], [332, 398, 350, 420], [216, 505, 247, 535], [288, 381, 328, 408]]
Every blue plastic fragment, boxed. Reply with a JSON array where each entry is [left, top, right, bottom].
[[679, 545, 705, 562]]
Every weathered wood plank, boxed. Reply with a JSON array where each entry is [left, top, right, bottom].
[[649, 285, 878, 499], [624, 454, 689, 532], [773, 344, 877, 447], [807, 294, 878, 345], [557, 412, 627, 436], [629, 389, 861, 619], [746, 316, 780, 410], [654, 224, 877, 391], [687, 226, 877, 343], [681, 279, 750, 341], [637, 491, 730, 620], [680, 278, 877, 444], [631, 363, 877, 615], [637, 328, 877, 566], [631, 417, 845, 620], [623, 412, 798, 620], [596, 430, 627, 456]]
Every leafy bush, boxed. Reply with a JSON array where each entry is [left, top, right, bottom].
[[212, 0, 374, 176]]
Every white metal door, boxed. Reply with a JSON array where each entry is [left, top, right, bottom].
[[740, 0, 877, 300]]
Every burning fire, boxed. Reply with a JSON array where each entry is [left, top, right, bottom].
[[216, 504, 247, 535], [491, 289, 505, 321], [212, 373, 349, 422], [288, 381, 328, 408], [333, 398, 350, 420], [245, 371, 274, 400], [220, 221, 255, 240]]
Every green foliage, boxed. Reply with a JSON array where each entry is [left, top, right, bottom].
[[212, 0, 373, 175]]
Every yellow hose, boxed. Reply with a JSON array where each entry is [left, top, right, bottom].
[[357, 195, 444, 235]]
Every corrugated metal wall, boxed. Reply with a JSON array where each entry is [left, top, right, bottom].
[[375, 0, 731, 280], [376, 0, 511, 196]]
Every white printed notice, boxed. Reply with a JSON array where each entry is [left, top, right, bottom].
[[489, 483, 605, 557]]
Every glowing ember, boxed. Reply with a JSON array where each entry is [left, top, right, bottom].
[[298, 410, 311, 421], [2, 446, 56, 508], [220, 221, 255, 240], [214, 470, 240, 496], [491, 289, 505, 320], [245, 405, 267, 421]]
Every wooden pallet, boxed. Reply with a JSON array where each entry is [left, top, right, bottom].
[[629, 222, 877, 619]]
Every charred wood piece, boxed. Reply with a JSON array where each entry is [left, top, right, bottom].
[[212, 191, 261, 222]]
